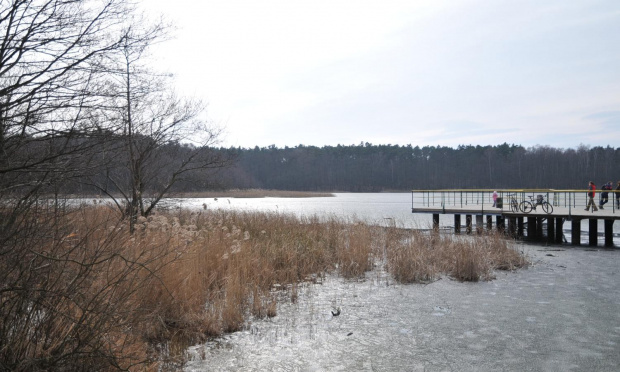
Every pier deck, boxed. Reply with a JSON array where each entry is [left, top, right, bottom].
[[411, 189, 619, 247]]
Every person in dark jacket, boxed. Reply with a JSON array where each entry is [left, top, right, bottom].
[[616, 181, 620, 209], [599, 181, 612, 209], [585, 181, 598, 212]]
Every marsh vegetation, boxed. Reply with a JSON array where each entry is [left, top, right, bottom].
[[0, 203, 527, 371]]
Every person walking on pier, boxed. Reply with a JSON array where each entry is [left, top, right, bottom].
[[615, 181, 620, 209], [492, 190, 498, 207], [585, 181, 598, 212], [599, 181, 611, 209]]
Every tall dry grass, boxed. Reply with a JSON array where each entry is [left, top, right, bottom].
[[387, 228, 528, 283], [0, 205, 175, 371], [0, 205, 527, 371]]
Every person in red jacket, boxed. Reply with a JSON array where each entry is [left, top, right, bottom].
[[585, 181, 598, 212]]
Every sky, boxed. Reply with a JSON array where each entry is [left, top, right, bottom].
[[143, 0, 620, 149]]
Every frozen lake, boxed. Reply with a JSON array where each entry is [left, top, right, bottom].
[[163, 193, 420, 227], [185, 246, 620, 372]]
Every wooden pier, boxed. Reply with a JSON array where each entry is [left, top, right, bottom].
[[411, 189, 619, 247]]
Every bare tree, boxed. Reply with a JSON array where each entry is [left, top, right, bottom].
[[0, 0, 139, 239], [0, 0, 129, 180], [0, 2, 169, 370], [86, 25, 230, 232]]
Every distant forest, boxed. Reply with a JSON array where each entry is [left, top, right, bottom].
[[187, 143, 620, 192], [59, 142, 619, 194]]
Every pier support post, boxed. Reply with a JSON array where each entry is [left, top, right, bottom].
[[589, 219, 597, 246], [454, 214, 461, 234], [555, 218, 564, 244], [466, 215, 472, 234], [508, 217, 516, 237], [433, 214, 439, 231], [604, 219, 613, 247], [536, 217, 544, 240], [476, 215, 483, 234], [517, 217, 524, 237], [527, 217, 536, 240], [486, 215, 493, 230], [571, 218, 581, 245], [547, 217, 555, 244], [496, 215, 505, 232]]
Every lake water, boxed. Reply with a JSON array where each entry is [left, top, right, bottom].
[[164, 193, 420, 227], [171, 193, 620, 371]]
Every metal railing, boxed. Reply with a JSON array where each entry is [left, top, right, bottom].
[[412, 189, 618, 215]]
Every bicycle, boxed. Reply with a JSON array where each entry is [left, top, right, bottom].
[[507, 193, 520, 213], [519, 194, 554, 214]]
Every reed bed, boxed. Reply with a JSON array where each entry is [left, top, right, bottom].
[[386, 228, 528, 283], [0, 206, 527, 371]]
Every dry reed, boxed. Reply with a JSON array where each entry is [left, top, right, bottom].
[[387, 228, 528, 283], [0, 205, 527, 370]]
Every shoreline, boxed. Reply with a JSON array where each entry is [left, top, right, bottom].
[[47, 189, 417, 200], [169, 189, 335, 198], [50, 189, 337, 200]]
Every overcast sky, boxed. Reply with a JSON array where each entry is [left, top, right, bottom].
[[143, 0, 620, 149]]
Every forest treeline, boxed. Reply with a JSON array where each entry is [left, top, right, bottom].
[[211, 143, 620, 191], [64, 141, 620, 193]]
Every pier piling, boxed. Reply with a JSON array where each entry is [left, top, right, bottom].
[[604, 220, 614, 247], [571, 218, 581, 245], [589, 219, 597, 246], [508, 217, 516, 237], [527, 217, 536, 241], [548, 217, 555, 244], [536, 217, 544, 240], [476, 215, 484, 234], [555, 218, 564, 244]]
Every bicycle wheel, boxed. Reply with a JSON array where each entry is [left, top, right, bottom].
[[519, 201, 533, 213], [542, 202, 553, 214]]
